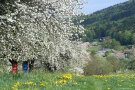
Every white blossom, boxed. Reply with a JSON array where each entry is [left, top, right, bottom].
[[0, 0, 90, 73]]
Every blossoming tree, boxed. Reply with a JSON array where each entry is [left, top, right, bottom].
[[0, 0, 90, 73]]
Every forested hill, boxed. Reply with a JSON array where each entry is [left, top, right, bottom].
[[80, 0, 135, 45]]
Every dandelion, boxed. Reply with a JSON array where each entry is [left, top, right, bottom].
[[104, 80, 108, 82], [74, 82, 78, 84], [59, 80, 64, 83], [55, 81, 58, 84], [33, 83, 37, 86], [118, 84, 122, 87], [56, 85, 59, 87], [72, 74, 85, 77], [40, 84, 45, 86], [59, 74, 72, 79], [84, 82, 87, 85]]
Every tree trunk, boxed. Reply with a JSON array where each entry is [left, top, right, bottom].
[[29, 60, 34, 72]]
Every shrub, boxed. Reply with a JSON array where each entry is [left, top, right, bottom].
[[127, 59, 135, 70], [102, 39, 120, 50], [83, 55, 113, 76], [106, 56, 120, 72]]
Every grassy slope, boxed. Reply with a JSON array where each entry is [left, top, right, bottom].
[[1, 71, 135, 90]]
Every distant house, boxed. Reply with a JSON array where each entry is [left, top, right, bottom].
[[97, 48, 111, 56], [123, 50, 129, 54], [116, 49, 135, 58], [123, 50, 129, 52], [82, 42, 92, 46], [117, 51, 123, 53], [84, 42, 90, 46], [99, 36, 111, 42], [89, 43, 93, 46], [117, 50, 131, 54], [92, 42, 98, 46], [116, 49, 134, 55], [115, 53, 125, 59], [99, 38, 104, 42]]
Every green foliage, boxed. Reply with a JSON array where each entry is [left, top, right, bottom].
[[106, 56, 120, 72], [105, 50, 111, 57], [101, 39, 121, 50], [119, 45, 132, 51], [119, 59, 128, 71], [82, 28, 95, 42], [131, 33, 135, 44], [127, 60, 135, 70], [90, 50, 96, 55], [83, 55, 120, 76]]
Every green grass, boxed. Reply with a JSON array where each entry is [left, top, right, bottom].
[[1, 71, 135, 90], [91, 71, 135, 90], [87, 45, 101, 52], [0, 72, 91, 90]]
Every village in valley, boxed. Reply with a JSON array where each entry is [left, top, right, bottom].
[[82, 36, 135, 59]]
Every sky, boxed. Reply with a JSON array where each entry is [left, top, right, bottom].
[[81, 0, 129, 14]]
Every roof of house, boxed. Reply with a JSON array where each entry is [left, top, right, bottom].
[[123, 50, 129, 52], [117, 51, 123, 53]]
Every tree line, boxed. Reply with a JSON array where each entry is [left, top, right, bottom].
[[75, 0, 135, 45]]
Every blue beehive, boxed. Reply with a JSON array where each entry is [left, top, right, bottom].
[[23, 61, 28, 73]]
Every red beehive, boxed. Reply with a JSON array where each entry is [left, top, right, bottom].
[[12, 63, 18, 73]]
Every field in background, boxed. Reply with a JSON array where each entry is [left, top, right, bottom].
[[87, 44, 131, 52], [92, 71, 135, 90], [87, 45, 101, 52]]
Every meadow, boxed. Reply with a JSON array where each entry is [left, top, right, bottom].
[[0, 71, 91, 90], [1, 71, 135, 90]]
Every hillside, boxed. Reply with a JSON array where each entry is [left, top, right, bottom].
[[80, 0, 135, 45]]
